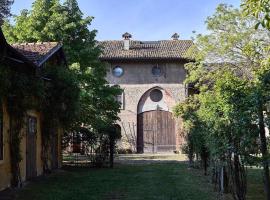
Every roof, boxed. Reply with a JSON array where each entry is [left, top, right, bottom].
[[11, 42, 62, 67], [99, 40, 194, 61]]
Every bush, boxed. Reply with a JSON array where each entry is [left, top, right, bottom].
[[117, 148, 133, 154]]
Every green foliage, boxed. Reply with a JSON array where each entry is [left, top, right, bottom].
[[174, 4, 270, 199], [3, 0, 122, 135], [175, 4, 265, 162], [0, 64, 44, 187], [174, 95, 207, 164], [42, 66, 80, 128], [0, 0, 13, 24], [3, 0, 122, 168], [242, 0, 270, 29]]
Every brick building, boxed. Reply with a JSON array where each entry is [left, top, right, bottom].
[[100, 33, 194, 153]]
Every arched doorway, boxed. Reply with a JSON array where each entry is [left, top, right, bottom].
[[137, 87, 176, 153]]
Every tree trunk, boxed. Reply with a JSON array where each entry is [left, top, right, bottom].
[[109, 135, 114, 168], [258, 101, 270, 200], [201, 146, 209, 175], [223, 166, 229, 193], [227, 151, 247, 200], [187, 135, 194, 168], [221, 166, 224, 194], [233, 154, 246, 200]]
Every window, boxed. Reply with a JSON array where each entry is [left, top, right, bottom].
[[112, 66, 124, 77], [116, 92, 124, 109], [152, 65, 162, 76], [28, 116, 37, 135], [0, 103, 3, 160], [150, 89, 163, 102]]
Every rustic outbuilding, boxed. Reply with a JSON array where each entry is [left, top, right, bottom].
[[100, 33, 194, 153], [0, 29, 65, 191]]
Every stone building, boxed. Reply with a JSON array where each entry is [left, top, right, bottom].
[[100, 33, 194, 153]]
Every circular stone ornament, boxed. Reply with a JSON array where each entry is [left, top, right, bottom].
[[150, 89, 163, 102]]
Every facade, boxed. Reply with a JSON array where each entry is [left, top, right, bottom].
[[100, 33, 194, 153], [0, 29, 64, 191]]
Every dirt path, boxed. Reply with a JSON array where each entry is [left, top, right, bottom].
[[115, 153, 187, 165]]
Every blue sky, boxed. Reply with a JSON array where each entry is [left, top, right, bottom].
[[11, 0, 241, 41]]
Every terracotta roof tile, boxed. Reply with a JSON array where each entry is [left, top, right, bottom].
[[99, 40, 194, 61], [11, 42, 61, 66]]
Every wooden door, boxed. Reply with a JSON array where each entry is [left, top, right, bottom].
[[51, 130, 59, 169], [26, 116, 37, 180], [137, 111, 176, 153]]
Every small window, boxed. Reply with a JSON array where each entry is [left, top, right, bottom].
[[150, 89, 163, 102], [152, 66, 162, 76], [116, 92, 124, 109], [0, 103, 3, 160], [113, 66, 124, 77], [28, 116, 37, 135]]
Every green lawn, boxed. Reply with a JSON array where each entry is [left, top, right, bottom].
[[14, 163, 265, 200], [246, 167, 265, 200], [15, 163, 217, 200]]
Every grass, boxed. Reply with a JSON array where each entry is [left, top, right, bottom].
[[16, 163, 218, 200], [14, 162, 266, 200], [246, 167, 265, 200]]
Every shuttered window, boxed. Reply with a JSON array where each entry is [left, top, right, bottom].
[[0, 103, 3, 160]]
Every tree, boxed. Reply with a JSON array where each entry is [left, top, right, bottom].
[[242, 0, 270, 29], [0, 0, 13, 24], [174, 95, 209, 173], [175, 4, 270, 200], [3, 0, 122, 166], [242, 2, 270, 199]]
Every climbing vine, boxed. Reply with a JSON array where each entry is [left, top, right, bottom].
[[0, 61, 80, 186], [0, 64, 44, 187], [40, 66, 80, 172]]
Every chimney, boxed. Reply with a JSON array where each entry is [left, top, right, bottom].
[[171, 33, 180, 40], [122, 32, 132, 50]]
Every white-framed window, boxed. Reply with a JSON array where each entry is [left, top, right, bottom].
[[116, 91, 125, 110], [112, 66, 124, 77]]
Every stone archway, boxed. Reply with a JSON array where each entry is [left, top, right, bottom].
[[137, 87, 176, 153]]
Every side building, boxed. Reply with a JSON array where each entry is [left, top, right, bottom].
[[0, 29, 65, 191], [100, 33, 194, 153]]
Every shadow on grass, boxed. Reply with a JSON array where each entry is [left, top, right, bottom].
[[246, 167, 265, 200], [12, 162, 218, 200], [0, 156, 266, 200]]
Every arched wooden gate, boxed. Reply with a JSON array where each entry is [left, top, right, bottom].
[[137, 110, 176, 153]]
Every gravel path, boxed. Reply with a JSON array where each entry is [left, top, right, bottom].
[[115, 153, 187, 165]]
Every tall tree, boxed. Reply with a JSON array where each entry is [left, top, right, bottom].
[[175, 4, 270, 200], [242, 2, 270, 199], [3, 0, 121, 156], [0, 0, 13, 24]]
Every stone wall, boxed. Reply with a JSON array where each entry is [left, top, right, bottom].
[[106, 61, 187, 152]]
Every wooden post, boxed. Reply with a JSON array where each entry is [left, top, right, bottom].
[[258, 100, 270, 200], [109, 134, 114, 168]]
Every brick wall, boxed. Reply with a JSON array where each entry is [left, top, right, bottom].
[[106, 62, 187, 152]]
